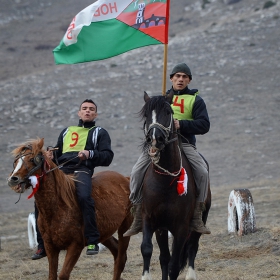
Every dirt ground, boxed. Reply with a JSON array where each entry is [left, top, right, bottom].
[[1, 0, 280, 279]]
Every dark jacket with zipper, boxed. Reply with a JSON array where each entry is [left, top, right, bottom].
[[54, 119, 114, 174], [166, 86, 210, 146]]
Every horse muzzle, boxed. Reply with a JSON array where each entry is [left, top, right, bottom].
[[8, 176, 29, 193], [148, 146, 159, 156], [148, 145, 161, 164]]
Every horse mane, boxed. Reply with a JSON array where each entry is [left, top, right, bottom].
[[139, 95, 173, 120], [11, 138, 43, 157], [45, 158, 78, 209], [12, 138, 78, 209]]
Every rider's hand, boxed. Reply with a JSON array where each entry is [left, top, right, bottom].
[[78, 150, 89, 160], [174, 119, 180, 130], [45, 150, 54, 160]]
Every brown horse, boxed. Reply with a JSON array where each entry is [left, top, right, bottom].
[[140, 92, 211, 280], [7, 138, 133, 280]]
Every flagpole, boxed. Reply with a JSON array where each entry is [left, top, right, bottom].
[[162, 0, 170, 96], [162, 44, 168, 96]]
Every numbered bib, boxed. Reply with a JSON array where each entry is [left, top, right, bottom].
[[62, 126, 95, 153], [171, 93, 198, 120]]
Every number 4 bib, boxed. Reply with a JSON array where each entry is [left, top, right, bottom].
[[171, 93, 198, 120]]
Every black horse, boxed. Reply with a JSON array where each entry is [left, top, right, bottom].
[[140, 91, 211, 280]]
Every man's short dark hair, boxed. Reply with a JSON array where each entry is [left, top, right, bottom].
[[80, 99, 97, 112]]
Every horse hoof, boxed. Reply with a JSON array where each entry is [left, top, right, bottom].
[[142, 271, 152, 280], [186, 267, 196, 280], [98, 243, 106, 251], [228, 189, 256, 236]]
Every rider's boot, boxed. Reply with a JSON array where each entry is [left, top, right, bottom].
[[190, 202, 211, 234], [123, 204, 142, 237]]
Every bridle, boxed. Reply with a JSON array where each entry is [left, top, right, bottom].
[[145, 112, 181, 177], [10, 145, 80, 203], [13, 145, 45, 181], [13, 146, 81, 179], [10, 145, 45, 203], [145, 113, 178, 148]]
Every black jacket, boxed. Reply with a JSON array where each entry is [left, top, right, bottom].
[[166, 86, 210, 146], [54, 119, 114, 173]]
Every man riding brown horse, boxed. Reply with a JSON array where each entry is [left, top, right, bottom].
[[32, 99, 114, 259]]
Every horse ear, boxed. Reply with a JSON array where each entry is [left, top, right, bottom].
[[165, 90, 174, 104], [38, 138, 44, 149], [144, 91, 150, 103]]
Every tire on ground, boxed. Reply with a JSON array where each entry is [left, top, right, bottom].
[[228, 189, 256, 236]]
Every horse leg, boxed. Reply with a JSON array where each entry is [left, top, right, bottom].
[[46, 246, 60, 280], [185, 232, 200, 280], [102, 236, 118, 259], [58, 243, 83, 280], [141, 220, 154, 280], [168, 232, 189, 280], [102, 235, 129, 280], [111, 216, 132, 280], [155, 229, 170, 280]]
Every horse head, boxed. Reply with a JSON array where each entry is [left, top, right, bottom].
[[141, 91, 176, 162], [7, 138, 45, 194]]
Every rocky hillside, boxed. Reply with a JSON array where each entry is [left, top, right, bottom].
[[1, 1, 280, 279]]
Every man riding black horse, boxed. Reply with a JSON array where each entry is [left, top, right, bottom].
[[124, 62, 211, 237]]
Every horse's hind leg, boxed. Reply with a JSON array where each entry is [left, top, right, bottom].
[[169, 233, 189, 280], [114, 210, 133, 280], [58, 243, 83, 280], [155, 229, 170, 280], [116, 233, 131, 280], [102, 234, 130, 280], [185, 186, 210, 280], [141, 222, 154, 280], [102, 237, 119, 279]]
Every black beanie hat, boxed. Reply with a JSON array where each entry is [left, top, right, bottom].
[[170, 63, 192, 80]]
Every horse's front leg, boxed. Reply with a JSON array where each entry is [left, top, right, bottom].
[[46, 245, 59, 280], [155, 229, 170, 280], [58, 243, 83, 280], [141, 217, 154, 280]]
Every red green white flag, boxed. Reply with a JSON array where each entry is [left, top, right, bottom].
[[53, 0, 169, 65]]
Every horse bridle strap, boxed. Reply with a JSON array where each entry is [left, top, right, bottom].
[[146, 114, 177, 146], [16, 153, 45, 180], [152, 145, 182, 177], [26, 158, 44, 179]]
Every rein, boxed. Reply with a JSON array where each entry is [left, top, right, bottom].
[[45, 155, 80, 174], [152, 144, 182, 177]]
